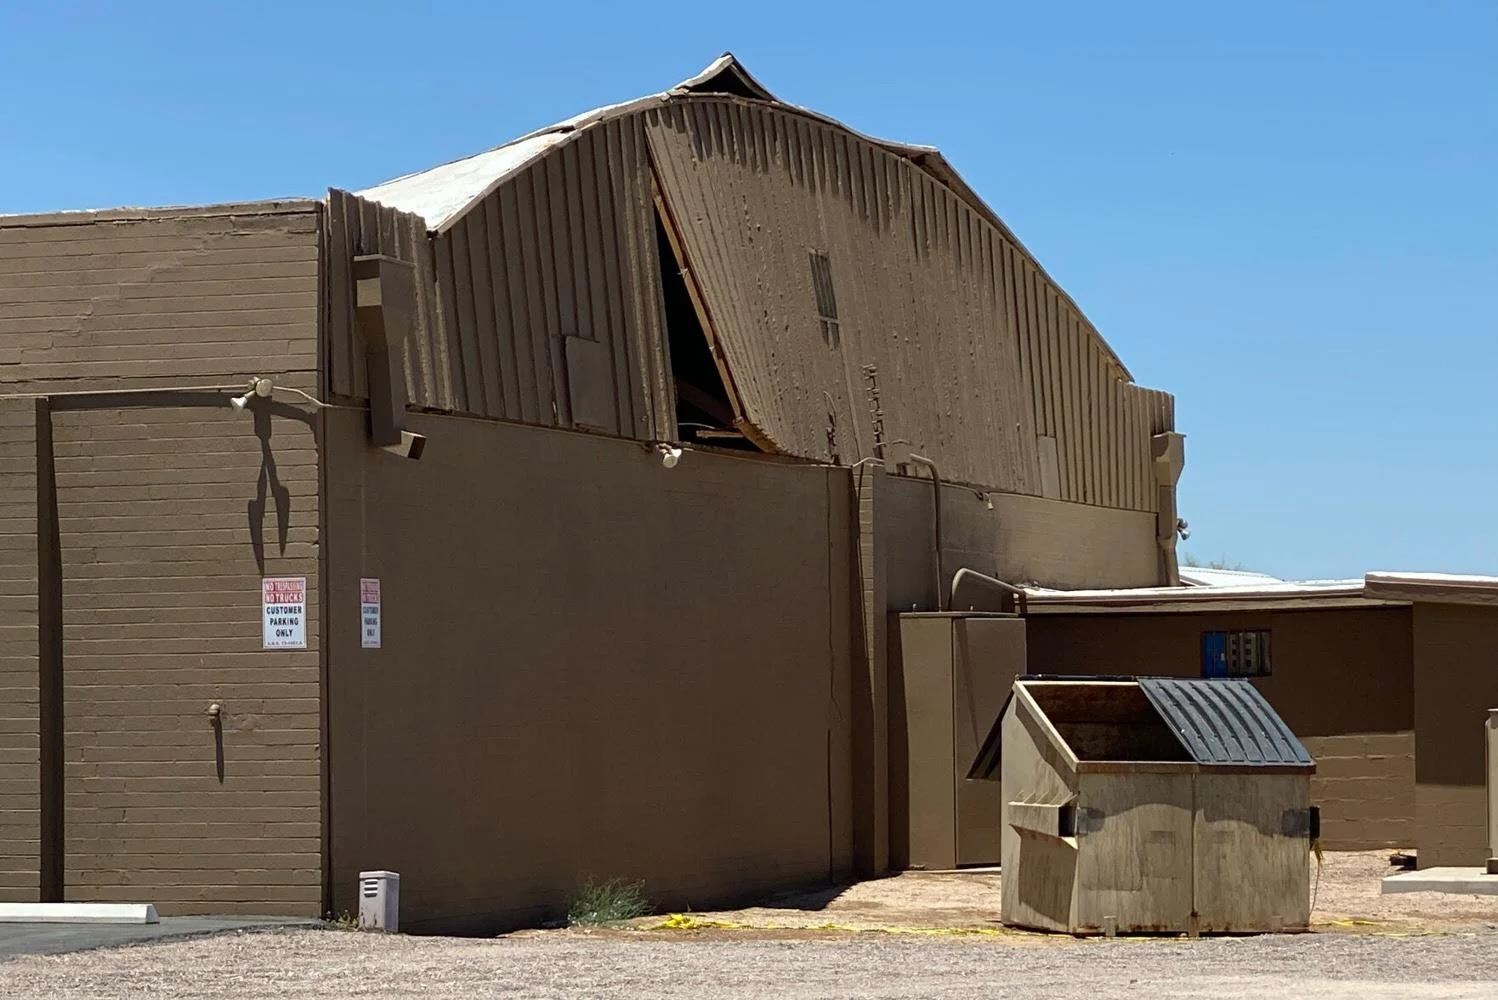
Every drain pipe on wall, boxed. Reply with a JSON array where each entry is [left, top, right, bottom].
[[907, 454, 944, 612]]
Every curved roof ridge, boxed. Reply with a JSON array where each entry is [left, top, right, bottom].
[[352, 53, 1136, 380], [354, 54, 767, 230], [673, 52, 777, 102]]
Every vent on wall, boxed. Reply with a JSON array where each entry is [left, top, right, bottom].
[[1202, 630, 1272, 678], [808, 250, 840, 347]]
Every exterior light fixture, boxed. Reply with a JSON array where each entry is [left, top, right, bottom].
[[1176, 518, 1191, 541], [657, 443, 683, 469], [229, 376, 275, 412], [229, 376, 327, 413]]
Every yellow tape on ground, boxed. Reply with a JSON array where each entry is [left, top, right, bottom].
[[652, 914, 1008, 936]]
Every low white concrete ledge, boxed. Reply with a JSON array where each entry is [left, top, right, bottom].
[[1381, 868, 1498, 896], [0, 903, 159, 924]]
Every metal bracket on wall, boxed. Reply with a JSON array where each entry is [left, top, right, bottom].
[[353, 254, 426, 460], [1151, 432, 1186, 585]]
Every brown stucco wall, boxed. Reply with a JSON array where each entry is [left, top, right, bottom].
[[324, 410, 857, 933], [1025, 607, 1415, 850], [883, 475, 1161, 607], [1412, 602, 1498, 867], [0, 204, 325, 912]]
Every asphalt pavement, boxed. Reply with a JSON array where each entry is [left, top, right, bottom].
[[0, 916, 322, 960]]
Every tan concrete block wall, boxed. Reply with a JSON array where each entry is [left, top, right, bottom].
[[1416, 785, 1488, 867], [53, 406, 321, 915], [0, 400, 39, 901], [1, 204, 325, 914], [1302, 732, 1415, 849], [0, 204, 318, 394]]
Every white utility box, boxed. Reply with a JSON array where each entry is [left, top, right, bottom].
[[358, 870, 400, 932]]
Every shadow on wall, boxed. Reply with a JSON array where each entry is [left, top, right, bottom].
[[247, 401, 315, 574]]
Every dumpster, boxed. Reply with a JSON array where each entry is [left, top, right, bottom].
[[968, 677, 1316, 934]]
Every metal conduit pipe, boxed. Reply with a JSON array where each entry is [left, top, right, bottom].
[[907, 453, 944, 612], [949, 567, 1028, 616]]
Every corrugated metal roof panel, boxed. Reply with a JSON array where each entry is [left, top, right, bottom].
[[356, 130, 575, 229], [1138, 677, 1312, 767], [354, 54, 779, 230], [1178, 567, 1283, 587]]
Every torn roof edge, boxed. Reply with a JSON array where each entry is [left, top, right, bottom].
[[351, 51, 1137, 376], [673, 51, 778, 102], [355, 52, 776, 230], [1024, 569, 1498, 614]]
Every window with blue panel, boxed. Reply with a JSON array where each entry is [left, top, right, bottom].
[[1201, 629, 1272, 677]]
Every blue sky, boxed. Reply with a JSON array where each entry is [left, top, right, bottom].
[[3, 2, 1494, 580]]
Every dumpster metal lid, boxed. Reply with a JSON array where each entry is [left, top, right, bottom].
[[966, 675, 1314, 778], [1138, 677, 1313, 767]]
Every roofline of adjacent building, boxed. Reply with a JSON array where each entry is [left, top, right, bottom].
[[1021, 569, 1498, 615], [0, 199, 321, 228], [1362, 571, 1498, 607]]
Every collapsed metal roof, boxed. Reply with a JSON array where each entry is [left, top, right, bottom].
[[353, 52, 1134, 379], [357, 55, 783, 231]]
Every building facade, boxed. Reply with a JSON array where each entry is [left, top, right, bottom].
[[26, 55, 1492, 929]]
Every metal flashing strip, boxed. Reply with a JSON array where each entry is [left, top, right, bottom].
[[1138, 677, 1312, 768]]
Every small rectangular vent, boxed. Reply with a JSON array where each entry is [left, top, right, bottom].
[[1202, 629, 1272, 677], [808, 250, 839, 347]]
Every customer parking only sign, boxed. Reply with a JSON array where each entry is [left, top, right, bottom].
[[262, 576, 307, 650], [360, 577, 381, 649]]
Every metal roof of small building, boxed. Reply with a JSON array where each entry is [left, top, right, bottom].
[[1177, 566, 1283, 588], [1138, 677, 1313, 768]]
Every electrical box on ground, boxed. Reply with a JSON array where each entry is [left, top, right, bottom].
[[358, 870, 400, 932]]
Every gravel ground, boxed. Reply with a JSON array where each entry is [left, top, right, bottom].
[[5, 851, 1496, 999], [2, 925, 1496, 999]]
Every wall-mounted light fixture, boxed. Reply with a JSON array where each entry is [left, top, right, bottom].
[[229, 376, 326, 413], [657, 443, 683, 469], [229, 377, 275, 412]]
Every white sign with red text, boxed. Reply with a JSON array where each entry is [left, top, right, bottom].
[[360, 578, 381, 649], [262, 577, 307, 650]]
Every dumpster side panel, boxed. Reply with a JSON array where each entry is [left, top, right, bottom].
[[1074, 770, 1194, 932], [999, 699, 1078, 932], [1194, 772, 1312, 931]]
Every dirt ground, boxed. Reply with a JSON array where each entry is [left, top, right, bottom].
[[623, 850, 1498, 936], [3, 851, 1497, 999]]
